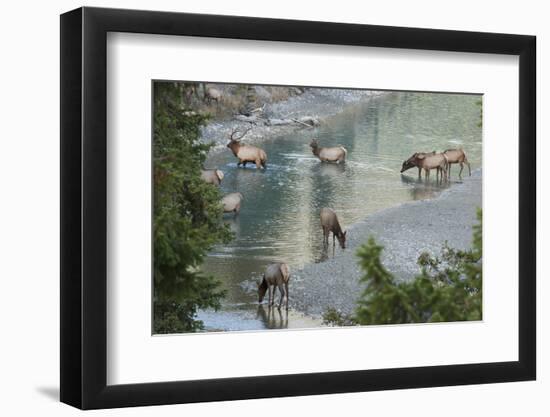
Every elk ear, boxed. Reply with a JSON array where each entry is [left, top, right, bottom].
[[417, 154, 426, 160]]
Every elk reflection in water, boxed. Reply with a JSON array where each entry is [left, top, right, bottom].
[[257, 305, 289, 329]]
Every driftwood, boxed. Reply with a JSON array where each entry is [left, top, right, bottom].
[[233, 113, 321, 128]]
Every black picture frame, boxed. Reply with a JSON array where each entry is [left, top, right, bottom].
[[60, 6, 536, 410]]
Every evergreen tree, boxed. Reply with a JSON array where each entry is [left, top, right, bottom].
[[153, 82, 233, 333], [354, 209, 482, 325]]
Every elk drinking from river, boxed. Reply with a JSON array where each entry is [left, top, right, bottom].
[[401, 152, 448, 182], [320, 208, 347, 249], [258, 263, 291, 310], [227, 127, 267, 169]]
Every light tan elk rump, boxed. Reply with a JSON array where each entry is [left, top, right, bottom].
[[221, 192, 243, 214], [200, 169, 224, 186]]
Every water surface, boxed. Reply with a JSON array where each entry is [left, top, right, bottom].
[[198, 91, 482, 331]]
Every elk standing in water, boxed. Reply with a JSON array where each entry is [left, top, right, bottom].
[[400, 151, 436, 179], [227, 127, 267, 169], [320, 208, 347, 249], [443, 148, 471, 179], [258, 263, 291, 310], [221, 192, 243, 215], [401, 152, 448, 182], [310, 139, 347, 163], [200, 169, 224, 186]]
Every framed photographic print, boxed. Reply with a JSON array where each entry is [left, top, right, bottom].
[[60, 6, 536, 410]]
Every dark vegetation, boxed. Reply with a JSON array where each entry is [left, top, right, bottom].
[[323, 209, 482, 326], [153, 82, 233, 333]]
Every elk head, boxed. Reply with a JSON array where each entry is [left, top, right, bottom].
[[227, 126, 252, 150], [337, 231, 347, 249], [257, 278, 268, 303], [309, 138, 319, 149]]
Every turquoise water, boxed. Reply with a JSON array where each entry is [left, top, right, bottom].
[[198, 91, 482, 331]]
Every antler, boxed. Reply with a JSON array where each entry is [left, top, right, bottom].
[[229, 126, 253, 141]]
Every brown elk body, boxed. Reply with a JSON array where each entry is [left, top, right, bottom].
[[310, 139, 347, 163], [227, 127, 267, 169], [204, 87, 222, 104], [443, 148, 471, 178], [221, 192, 243, 214], [258, 263, 290, 309], [400, 151, 436, 179], [401, 152, 448, 182], [200, 169, 224, 186], [320, 208, 347, 249]]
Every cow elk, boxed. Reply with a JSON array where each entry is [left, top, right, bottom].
[[320, 208, 347, 249], [258, 263, 291, 309], [200, 169, 224, 186], [204, 86, 222, 104], [401, 152, 448, 182], [443, 148, 471, 179], [227, 127, 267, 169], [221, 192, 243, 215], [400, 151, 435, 179], [310, 139, 347, 163]]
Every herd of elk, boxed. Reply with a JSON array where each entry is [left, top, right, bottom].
[[400, 148, 471, 181], [199, 127, 351, 310], [199, 122, 471, 311]]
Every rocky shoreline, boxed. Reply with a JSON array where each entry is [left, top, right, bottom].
[[201, 88, 387, 149], [289, 170, 482, 318]]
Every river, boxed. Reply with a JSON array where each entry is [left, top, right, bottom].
[[197, 91, 482, 332]]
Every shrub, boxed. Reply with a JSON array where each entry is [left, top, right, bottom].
[[354, 209, 482, 325]]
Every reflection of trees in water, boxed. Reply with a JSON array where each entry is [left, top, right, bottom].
[[257, 305, 288, 329]]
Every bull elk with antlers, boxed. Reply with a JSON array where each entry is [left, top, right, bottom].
[[226, 127, 267, 169]]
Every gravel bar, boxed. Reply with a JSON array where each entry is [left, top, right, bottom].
[[290, 170, 482, 317]]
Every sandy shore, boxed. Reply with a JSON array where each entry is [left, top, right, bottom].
[[289, 170, 482, 317]]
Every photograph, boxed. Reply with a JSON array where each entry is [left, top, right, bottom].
[[152, 81, 483, 334]]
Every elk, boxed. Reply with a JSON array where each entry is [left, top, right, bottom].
[[400, 151, 436, 179], [226, 127, 267, 169], [443, 148, 471, 179], [200, 169, 224, 186], [310, 139, 347, 163], [258, 263, 291, 309], [204, 86, 222, 104], [400, 152, 448, 182], [320, 208, 347, 249], [221, 192, 243, 215]]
